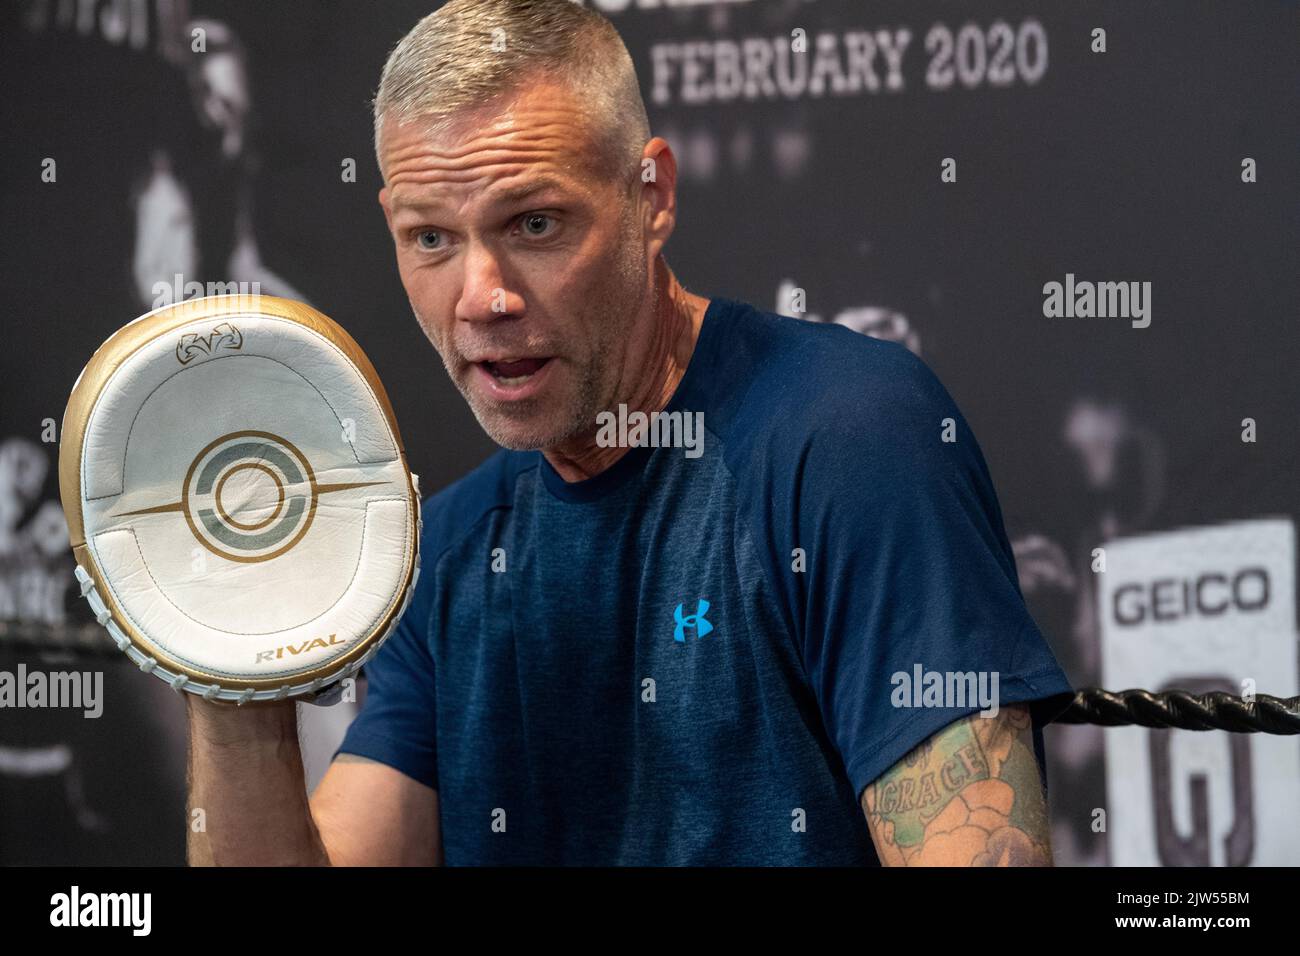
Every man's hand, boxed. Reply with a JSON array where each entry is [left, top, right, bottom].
[[186, 697, 330, 867], [186, 697, 442, 866], [859, 702, 1053, 866]]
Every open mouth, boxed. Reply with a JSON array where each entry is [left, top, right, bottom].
[[476, 357, 553, 392]]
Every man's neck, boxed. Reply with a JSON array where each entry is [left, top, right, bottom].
[[543, 261, 709, 483]]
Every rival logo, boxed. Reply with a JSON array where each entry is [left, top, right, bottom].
[[673, 600, 713, 642], [255, 634, 343, 663], [176, 321, 243, 364]]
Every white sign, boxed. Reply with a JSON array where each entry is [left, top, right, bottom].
[[1099, 519, 1298, 866]]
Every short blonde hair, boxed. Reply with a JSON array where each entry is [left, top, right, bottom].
[[373, 0, 650, 186]]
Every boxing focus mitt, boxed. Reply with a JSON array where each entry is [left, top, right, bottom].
[[58, 294, 420, 704]]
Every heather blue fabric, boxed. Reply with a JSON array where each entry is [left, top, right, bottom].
[[336, 297, 1074, 865]]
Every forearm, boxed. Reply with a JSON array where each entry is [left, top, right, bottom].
[[185, 697, 331, 866], [860, 703, 1054, 866]]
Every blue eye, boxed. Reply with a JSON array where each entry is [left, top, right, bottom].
[[521, 214, 553, 237], [414, 230, 441, 251]]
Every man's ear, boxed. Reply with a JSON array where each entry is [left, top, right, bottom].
[[639, 137, 679, 263]]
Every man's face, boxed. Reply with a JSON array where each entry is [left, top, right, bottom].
[[378, 79, 651, 451]]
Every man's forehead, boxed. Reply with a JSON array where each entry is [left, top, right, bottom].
[[380, 82, 608, 196], [388, 171, 581, 212], [383, 126, 608, 211]]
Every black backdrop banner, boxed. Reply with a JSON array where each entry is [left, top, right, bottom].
[[1, 0, 1296, 866]]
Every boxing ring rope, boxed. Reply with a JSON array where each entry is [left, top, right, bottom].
[[1054, 688, 1300, 734], [3, 618, 1298, 733]]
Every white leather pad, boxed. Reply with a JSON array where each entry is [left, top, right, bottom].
[[64, 298, 419, 700]]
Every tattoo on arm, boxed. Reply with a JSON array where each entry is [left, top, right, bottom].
[[859, 703, 1053, 866]]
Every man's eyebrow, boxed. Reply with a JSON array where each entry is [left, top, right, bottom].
[[391, 176, 573, 213], [492, 176, 573, 204]]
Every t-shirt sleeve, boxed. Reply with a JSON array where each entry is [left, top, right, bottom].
[[789, 341, 1074, 801], [333, 552, 438, 791]]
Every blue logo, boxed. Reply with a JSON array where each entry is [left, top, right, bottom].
[[673, 600, 713, 642]]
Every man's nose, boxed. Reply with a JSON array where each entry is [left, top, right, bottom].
[[455, 242, 519, 323]]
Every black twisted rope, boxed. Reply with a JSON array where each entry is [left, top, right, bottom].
[[3, 620, 1298, 733], [1054, 687, 1300, 735]]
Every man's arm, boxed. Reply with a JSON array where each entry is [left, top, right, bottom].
[[858, 702, 1053, 866], [186, 697, 440, 866]]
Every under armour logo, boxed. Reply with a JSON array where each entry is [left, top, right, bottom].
[[673, 600, 713, 642]]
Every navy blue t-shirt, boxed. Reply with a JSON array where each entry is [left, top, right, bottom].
[[336, 296, 1074, 865]]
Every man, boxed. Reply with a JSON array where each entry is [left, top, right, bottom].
[[186, 0, 1074, 866]]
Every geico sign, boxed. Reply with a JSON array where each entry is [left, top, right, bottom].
[[1111, 568, 1270, 626]]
